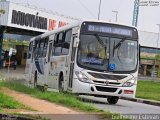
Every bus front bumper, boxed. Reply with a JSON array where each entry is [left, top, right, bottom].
[[72, 79, 136, 98]]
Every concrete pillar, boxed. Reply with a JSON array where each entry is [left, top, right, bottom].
[[144, 65, 147, 76]]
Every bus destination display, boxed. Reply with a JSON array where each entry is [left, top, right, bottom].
[[88, 25, 132, 37]]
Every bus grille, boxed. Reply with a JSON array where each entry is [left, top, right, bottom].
[[95, 86, 117, 92], [93, 80, 121, 85], [88, 72, 127, 80]]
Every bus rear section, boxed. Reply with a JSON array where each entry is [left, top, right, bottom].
[[25, 41, 34, 84]]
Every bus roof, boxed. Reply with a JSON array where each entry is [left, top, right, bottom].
[[30, 20, 137, 42], [30, 21, 81, 42]]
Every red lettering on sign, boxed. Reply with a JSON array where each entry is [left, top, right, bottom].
[[58, 21, 68, 28], [48, 19, 56, 31]]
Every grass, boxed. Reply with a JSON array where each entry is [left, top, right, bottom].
[[0, 81, 100, 112], [136, 80, 160, 101], [0, 92, 25, 109], [0, 81, 129, 120]]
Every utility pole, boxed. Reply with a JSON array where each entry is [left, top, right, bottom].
[[132, 0, 140, 27], [112, 10, 118, 22], [98, 0, 101, 20]]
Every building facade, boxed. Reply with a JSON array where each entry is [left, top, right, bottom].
[[0, 1, 78, 65]]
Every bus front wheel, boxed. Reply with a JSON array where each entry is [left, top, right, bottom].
[[107, 96, 119, 104]]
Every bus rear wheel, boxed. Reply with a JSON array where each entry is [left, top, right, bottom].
[[107, 96, 119, 104], [34, 71, 37, 88], [59, 74, 64, 92]]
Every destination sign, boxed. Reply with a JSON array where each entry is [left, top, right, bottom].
[[87, 25, 133, 37]]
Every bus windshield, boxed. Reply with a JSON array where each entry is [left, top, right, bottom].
[[77, 34, 138, 72]]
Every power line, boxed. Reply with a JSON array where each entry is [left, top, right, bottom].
[[76, 0, 97, 18]]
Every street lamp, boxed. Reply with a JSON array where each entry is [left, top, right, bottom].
[[112, 10, 118, 22], [98, 0, 102, 20]]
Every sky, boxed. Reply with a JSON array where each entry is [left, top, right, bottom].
[[9, 0, 160, 33]]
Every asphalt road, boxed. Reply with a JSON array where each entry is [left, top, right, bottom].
[[80, 96, 160, 114]]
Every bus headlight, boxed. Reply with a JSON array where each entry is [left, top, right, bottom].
[[75, 71, 92, 83], [122, 78, 136, 87]]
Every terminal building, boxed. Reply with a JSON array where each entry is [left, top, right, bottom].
[[0, 1, 78, 66], [0, 1, 160, 77]]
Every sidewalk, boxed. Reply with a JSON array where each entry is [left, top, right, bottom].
[[0, 65, 25, 80], [121, 97, 160, 107], [1, 87, 102, 120]]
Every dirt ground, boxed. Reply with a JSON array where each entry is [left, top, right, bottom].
[[1, 88, 104, 120]]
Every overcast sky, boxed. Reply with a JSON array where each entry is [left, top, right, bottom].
[[9, 0, 160, 33]]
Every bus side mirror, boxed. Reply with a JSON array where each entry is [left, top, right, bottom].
[[73, 38, 79, 48]]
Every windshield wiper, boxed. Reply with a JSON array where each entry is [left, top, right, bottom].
[[113, 38, 126, 62], [113, 37, 126, 56], [113, 37, 126, 50], [93, 34, 108, 58], [94, 34, 106, 48]]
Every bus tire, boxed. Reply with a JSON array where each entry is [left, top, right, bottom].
[[59, 73, 64, 92], [34, 71, 37, 88], [107, 96, 119, 104]]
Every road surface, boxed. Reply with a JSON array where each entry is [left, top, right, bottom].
[[80, 96, 160, 114]]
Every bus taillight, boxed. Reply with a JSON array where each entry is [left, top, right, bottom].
[[124, 90, 134, 94]]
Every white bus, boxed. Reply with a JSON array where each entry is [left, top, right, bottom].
[[25, 20, 139, 104]]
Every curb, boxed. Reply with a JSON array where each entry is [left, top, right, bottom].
[[120, 97, 160, 107]]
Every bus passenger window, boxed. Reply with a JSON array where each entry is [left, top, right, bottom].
[[34, 41, 39, 58], [54, 47, 62, 56], [28, 42, 33, 59], [43, 37, 49, 57], [54, 34, 58, 44], [61, 30, 71, 55], [61, 42, 69, 55], [65, 30, 72, 42], [58, 32, 64, 43], [48, 43, 52, 62], [38, 39, 45, 58]]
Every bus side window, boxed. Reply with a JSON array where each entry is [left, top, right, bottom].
[[48, 43, 52, 62], [28, 42, 33, 59], [64, 29, 72, 43], [39, 39, 45, 58], [54, 44, 62, 56], [61, 42, 69, 55], [43, 37, 49, 57], [34, 41, 39, 58], [61, 30, 72, 55], [37, 39, 41, 58], [58, 32, 64, 43], [54, 34, 58, 44]]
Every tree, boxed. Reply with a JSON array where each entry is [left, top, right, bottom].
[[155, 54, 160, 60]]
